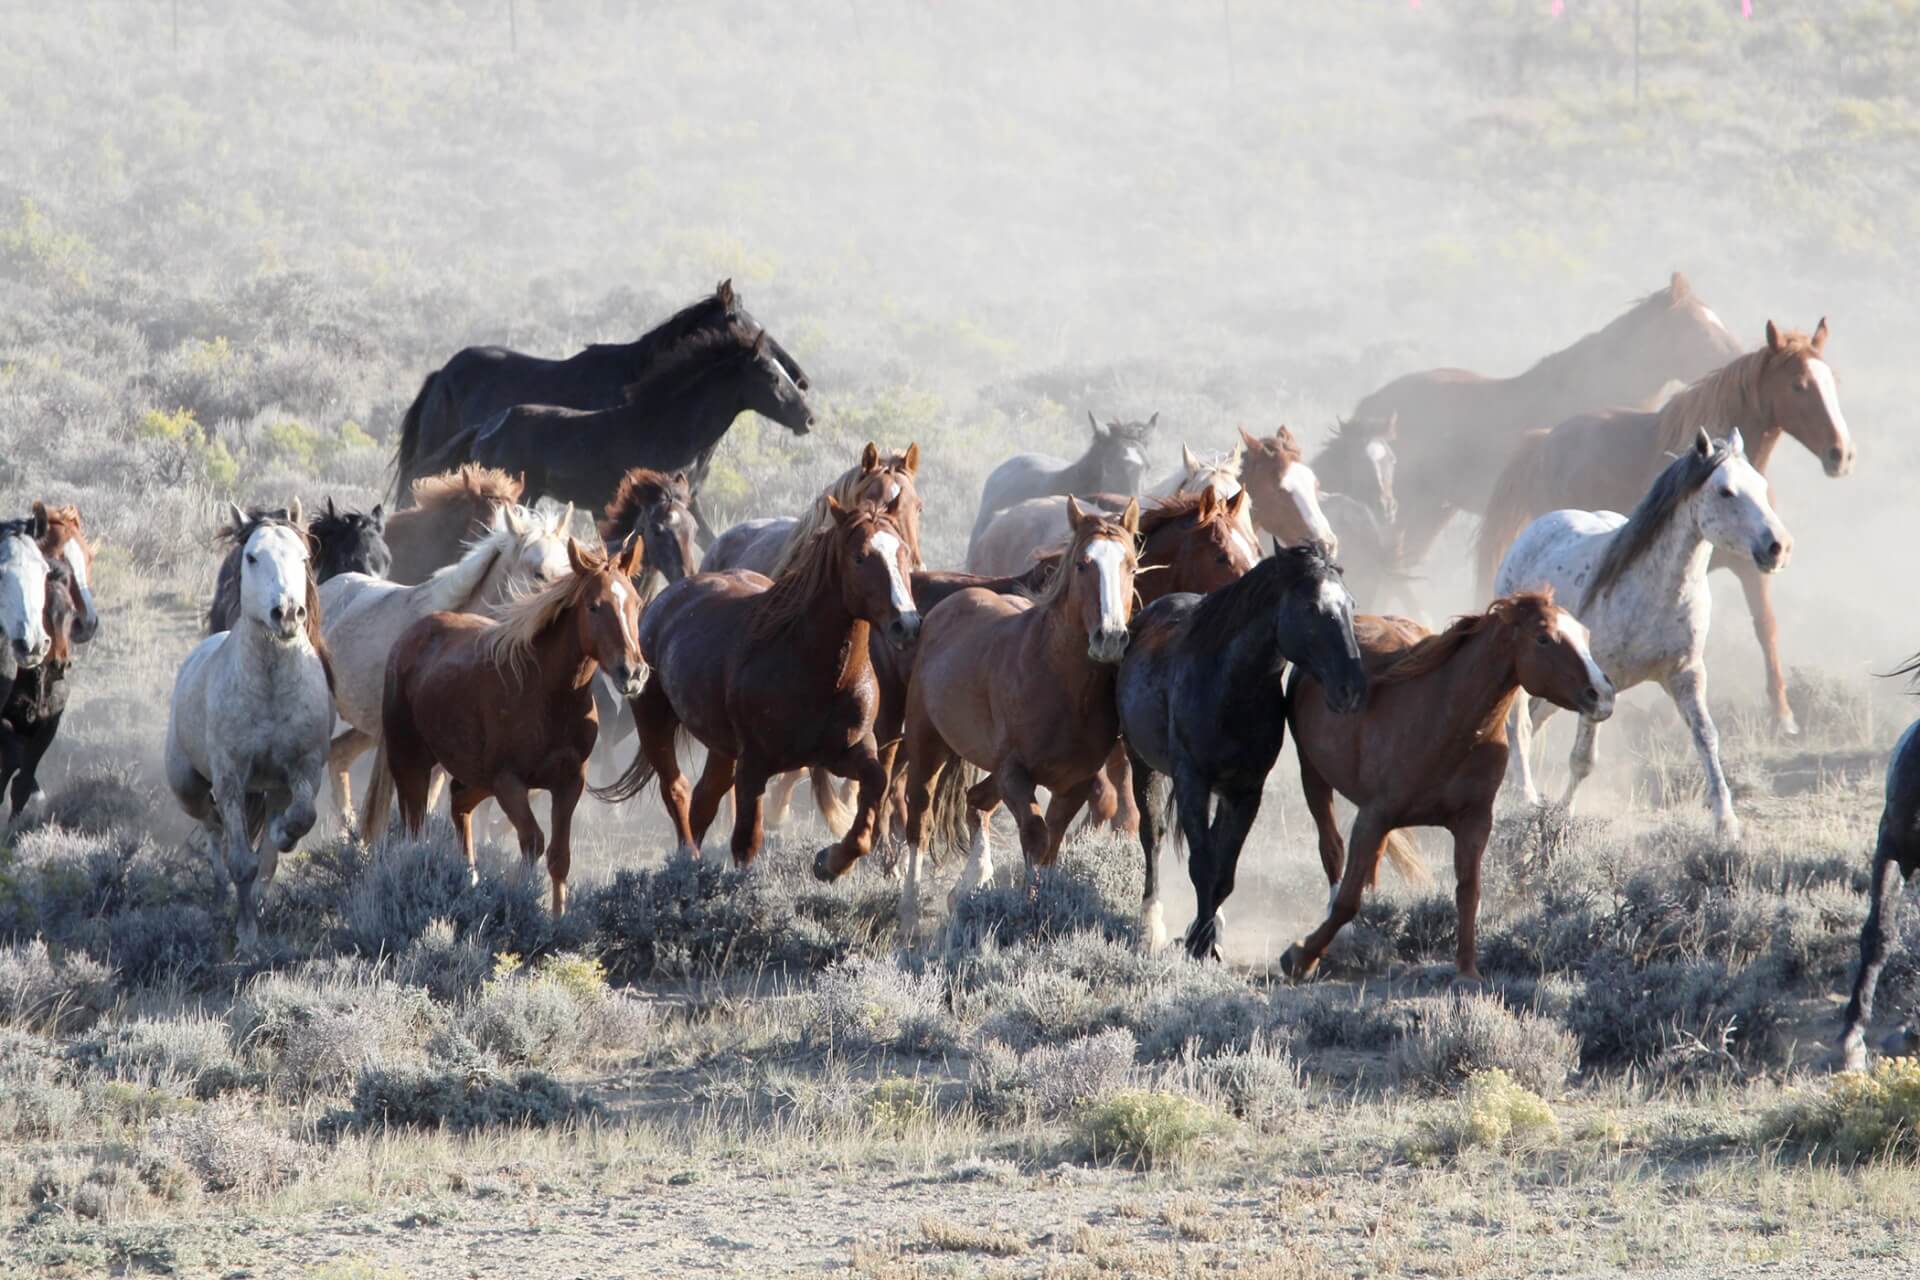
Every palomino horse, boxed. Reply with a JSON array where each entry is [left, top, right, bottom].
[[165, 505, 333, 951], [598, 497, 920, 871], [0, 554, 80, 818], [323, 503, 574, 831], [384, 536, 648, 914], [208, 500, 390, 633], [1840, 697, 1920, 1072], [394, 278, 808, 542], [1284, 592, 1614, 982], [407, 322, 813, 523], [1118, 544, 1368, 958], [1353, 273, 1744, 573], [1149, 442, 1244, 501], [706, 442, 925, 582], [968, 413, 1156, 558], [598, 468, 699, 597], [1476, 319, 1851, 734], [893, 499, 1141, 939], [1497, 430, 1791, 843], [0, 515, 52, 683], [33, 503, 100, 645], [384, 465, 524, 585]]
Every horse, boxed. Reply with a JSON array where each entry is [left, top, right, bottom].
[[383, 536, 648, 915], [1117, 544, 1368, 959], [1477, 319, 1848, 734], [1352, 273, 1745, 575], [0, 514, 53, 678], [1234, 426, 1342, 555], [164, 505, 332, 952], [1150, 442, 1244, 501], [0, 557, 79, 818], [1839, 687, 1920, 1073], [383, 465, 524, 585], [207, 500, 390, 633], [1319, 491, 1416, 615], [1283, 592, 1614, 983], [405, 322, 813, 534], [394, 278, 808, 529], [1496, 430, 1790, 843], [33, 503, 100, 646], [1305, 415, 1399, 528], [705, 442, 925, 582], [596, 496, 921, 874], [970, 485, 1261, 585], [322, 503, 574, 832], [893, 499, 1141, 939], [598, 468, 699, 597], [967, 412, 1156, 558]]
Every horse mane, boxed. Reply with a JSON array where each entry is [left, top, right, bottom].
[[1650, 332, 1815, 454], [620, 321, 762, 404], [408, 463, 524, 513], [1518, 275, 1707, 381], [1031, 509, 1136, 612], [1186, 543, 1340, 653], [35, 503, 88, 560], [771, 450, 921, 577], [40, 560, 74, 666], [306, 502, 374, 543], [213, 509, 335, 692], [1579, 438, 1733, 612], [481, 562, 597, 679], [1136, 491, 1233, 538], [599, 468, 689, 542], [1369, 591, 1555, 689], [749, 506, 898, 645]]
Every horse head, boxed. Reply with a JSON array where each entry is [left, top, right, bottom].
[[1501, 591, 1614, 721], [1270, 543, 1367, 715], [567, 535, 648, 698], [737, 326, 814, 437], [1690, 429, 1794, 575], [1086, 412, 1156, 494], [0, 518, 52, 670], [230, 501, 313, 645], [826, 493, 920, 651], [34, 501, 99, 644], [498, 502, 574, 592], [1060, 496, 1139, 664], [1146, 487, 1257, 597], [1237, 426, 1339, 558], [1756, 318, 1853, 477], [310, 497, 391, 582]]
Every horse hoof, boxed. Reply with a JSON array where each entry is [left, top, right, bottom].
[[1279, 943, 1318, 982], [812, 846, 842, 883], [1777, 711, 1801, 738], [1141, 900, 1167, 953]]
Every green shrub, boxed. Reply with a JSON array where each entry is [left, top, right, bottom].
[[1073, 1089, 1227, 1168], [1762, 1059, 1920, 1162], [1404, 1068, 1559, 1165]]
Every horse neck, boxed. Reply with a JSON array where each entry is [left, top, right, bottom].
[[1033, 590, 1111, 694], [617, 367, 744, 458], [775, 568, 873, 687], [1404, 625, 1524, 752], [229, 610, 313, 682], [1618, 498, 1717, 602], [529, 606, 598, 693], [429, 538, 510, 612], [1655, 355, 1772, 453], [1057, 444, 1107, 491]]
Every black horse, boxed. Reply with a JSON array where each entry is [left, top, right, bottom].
[[206, 499, 390, 634], [393, 279, 808, 537], [1115, 543, 1368, 959], [409, 321, 812, 524], [1, 557, 79, 819], [1841, 696, 1920, 1071]]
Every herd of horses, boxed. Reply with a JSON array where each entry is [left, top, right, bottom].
[[5, 272, 1914, 1068]]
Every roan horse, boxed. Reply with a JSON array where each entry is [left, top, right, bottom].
[[0, 556, 80, 818], [1352, 273, 1745, 574], [1476, 319, 1851, 734], [384, 465, 525, 585], [406, 321, 813, 528], [207, 499, 390, 633], [1117, 544, 1368, 959], [1284, 592, 1614, 982], [1839, 691, 1920, 1073], [1495, 431, 1791, 843], [394, 278, 808, 540], [597, 497, 921, 872], [893, 500, 1141, 939], [165, 506, 333, 951], [968, 413, 1156, 559], [384, 536, 648, 915]]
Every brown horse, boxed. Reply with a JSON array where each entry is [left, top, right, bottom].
[[1475, 319, 1853, 733], [1354, 273, 1744, 572], [892, 499, 1141, 938], [598, 467, 699, 596], [383, 535, 647, 914], [31, 503, 100, 645], [1282, 592, 1615, 982], [598, 497, 920, 870], [1233, 426, 1339, 554], [383, 464, 527, 585]]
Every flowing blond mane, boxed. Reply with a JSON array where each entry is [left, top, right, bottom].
[[770, 447, 922, 577], [480, 564, 595, 679], [1649, 332, 1814, 453], [750, 505, 904, 645], [409, 463, 525, 513]]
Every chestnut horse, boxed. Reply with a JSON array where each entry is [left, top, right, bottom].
[[893, 499, 1141, 939], [598, 497, 920, 871], [707, 442, 925, 584], [383, 464, 526, 585], [1354, 273, 1744, 573], [383, 536, 647, 914], [1233, 426, 1342, 556], [1283, 592, 1615, 982], [1477, 319, 1852, 733], [33, 503, 100, 645]]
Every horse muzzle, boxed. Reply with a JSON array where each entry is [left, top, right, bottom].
[[1752, 536, 1792, 574], [268, 601, 308, 641], [1580, 678, 1616, 721], [10, 636, 48, 669], [1087, 627, 1130, 665], [1824, 445, 1854, 477], [885, 611, 922, 651], [611, 662, 649, 699]]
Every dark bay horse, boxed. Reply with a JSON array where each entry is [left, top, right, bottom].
[[968, 413, 1156, 559], [598, 497, 920, 872], [1841, 693, 1920, 1072], [1283, 593, 1614, 982], [35, 503, 99, 645], [1302, 416, 1399, 529], [383, 536, 647, 915], [384, 465, 525, 585], [1476, 319, 1852, 733], [0, 556, 79, 818], [408, 322, 812, 528], [1117, 544, 1368, 959], [1354, 273, 1743, 574], [394, 279, 807, 520], [598, 468, 699, 596], [893, 500, 1141, 938], [207, 500, 387, 634]]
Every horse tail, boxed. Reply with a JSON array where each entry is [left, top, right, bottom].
[[1475, 428, 1554, 602], [392, 371, 439, 506], [925, 755, 977, 858], [809, 767, 856, 838], [1149, 771, 1180, 856], [1381, 829, 1432, 887], [406, 422, 485, 491], [363, 738, 401, 839]]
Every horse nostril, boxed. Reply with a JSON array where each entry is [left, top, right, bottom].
[[1767, 541, 1782, 559]]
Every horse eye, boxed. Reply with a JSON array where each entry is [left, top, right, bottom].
[[590, 603, 601, 613], [245, 553, 256, 565], [1535, 632, 1550, 646]]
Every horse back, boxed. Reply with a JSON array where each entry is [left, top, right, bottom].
[[440, 344, 628, 433]]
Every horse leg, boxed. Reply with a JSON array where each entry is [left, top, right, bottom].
[[448, 781, 490, 885], [1842, 830, 1910, 1072], [328, 726, 371, 828], [688, 751, 737, 849], [1171, 768, 1220, 958], [1107, 749, 1139, 835], [545, 773, 585, 915], [1297, 751, 1346, 912], [1282, 808, 1392, 981], [1664, 664, 1738, 843], [813, 739, 889, 881], [1558, 715, 1600, 814], [946, 772, 1003, 909], [1130, 750, 1166, 952], [1732, 557, 1795, 735], [491, 773, 547, 866], [764, 769, 801, 830], [212, 777, 265, 954], [636, 683, 697, 856], [1506, 695, 1542, 806], [1192, 785, 1263, 963], [727, 757, 773, 867], [8, 718, 57, 818], [1447, 809, 1494, 982], [1040, 775, 1100, 866], [995, 763, 1046, 871]]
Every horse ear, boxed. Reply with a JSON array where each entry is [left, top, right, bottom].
[[1227, 440, 1244, 468], [1728, 428, 1746, 457], [227, 502, 248, 531], [825, 494, 852, 525], [369, 503, 385, 530], [1694, 427, 1712, 457], [1812, 316, 1829, 354], [565, 537, 594, 577], [1226, 487, 1250, 521], [1670, 271, 1691, 299], [752, 328, 770, 355], [288, 497, 303, 529], [1237, 426, 1260, 453], [902, 442, 920, 475], [1087, 412, 1108, 439], [1119, 497, 1141, 536], [29, 506, 47, 540], [1065, 496, 1086, 530], [1145, 412, 1159, 432], [1197, 486, 1218, 520], [716, 278, 735, 307], [617, 529, 645, 576], [1182, 443, 1200, 472], [325, 496, 337, 520], [861, 441, 880, 472], [1765, 319, 1783, 351]]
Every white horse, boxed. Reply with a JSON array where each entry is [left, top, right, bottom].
[[1494, 429, 1791, 842], [165, 505, 332, 951], [0, 514, 53, 678], [1150, 441, 1244, 502], [321, 502, 573, 831]]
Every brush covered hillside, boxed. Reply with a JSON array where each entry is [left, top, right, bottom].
[[4, 2, 1920, 1277]]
